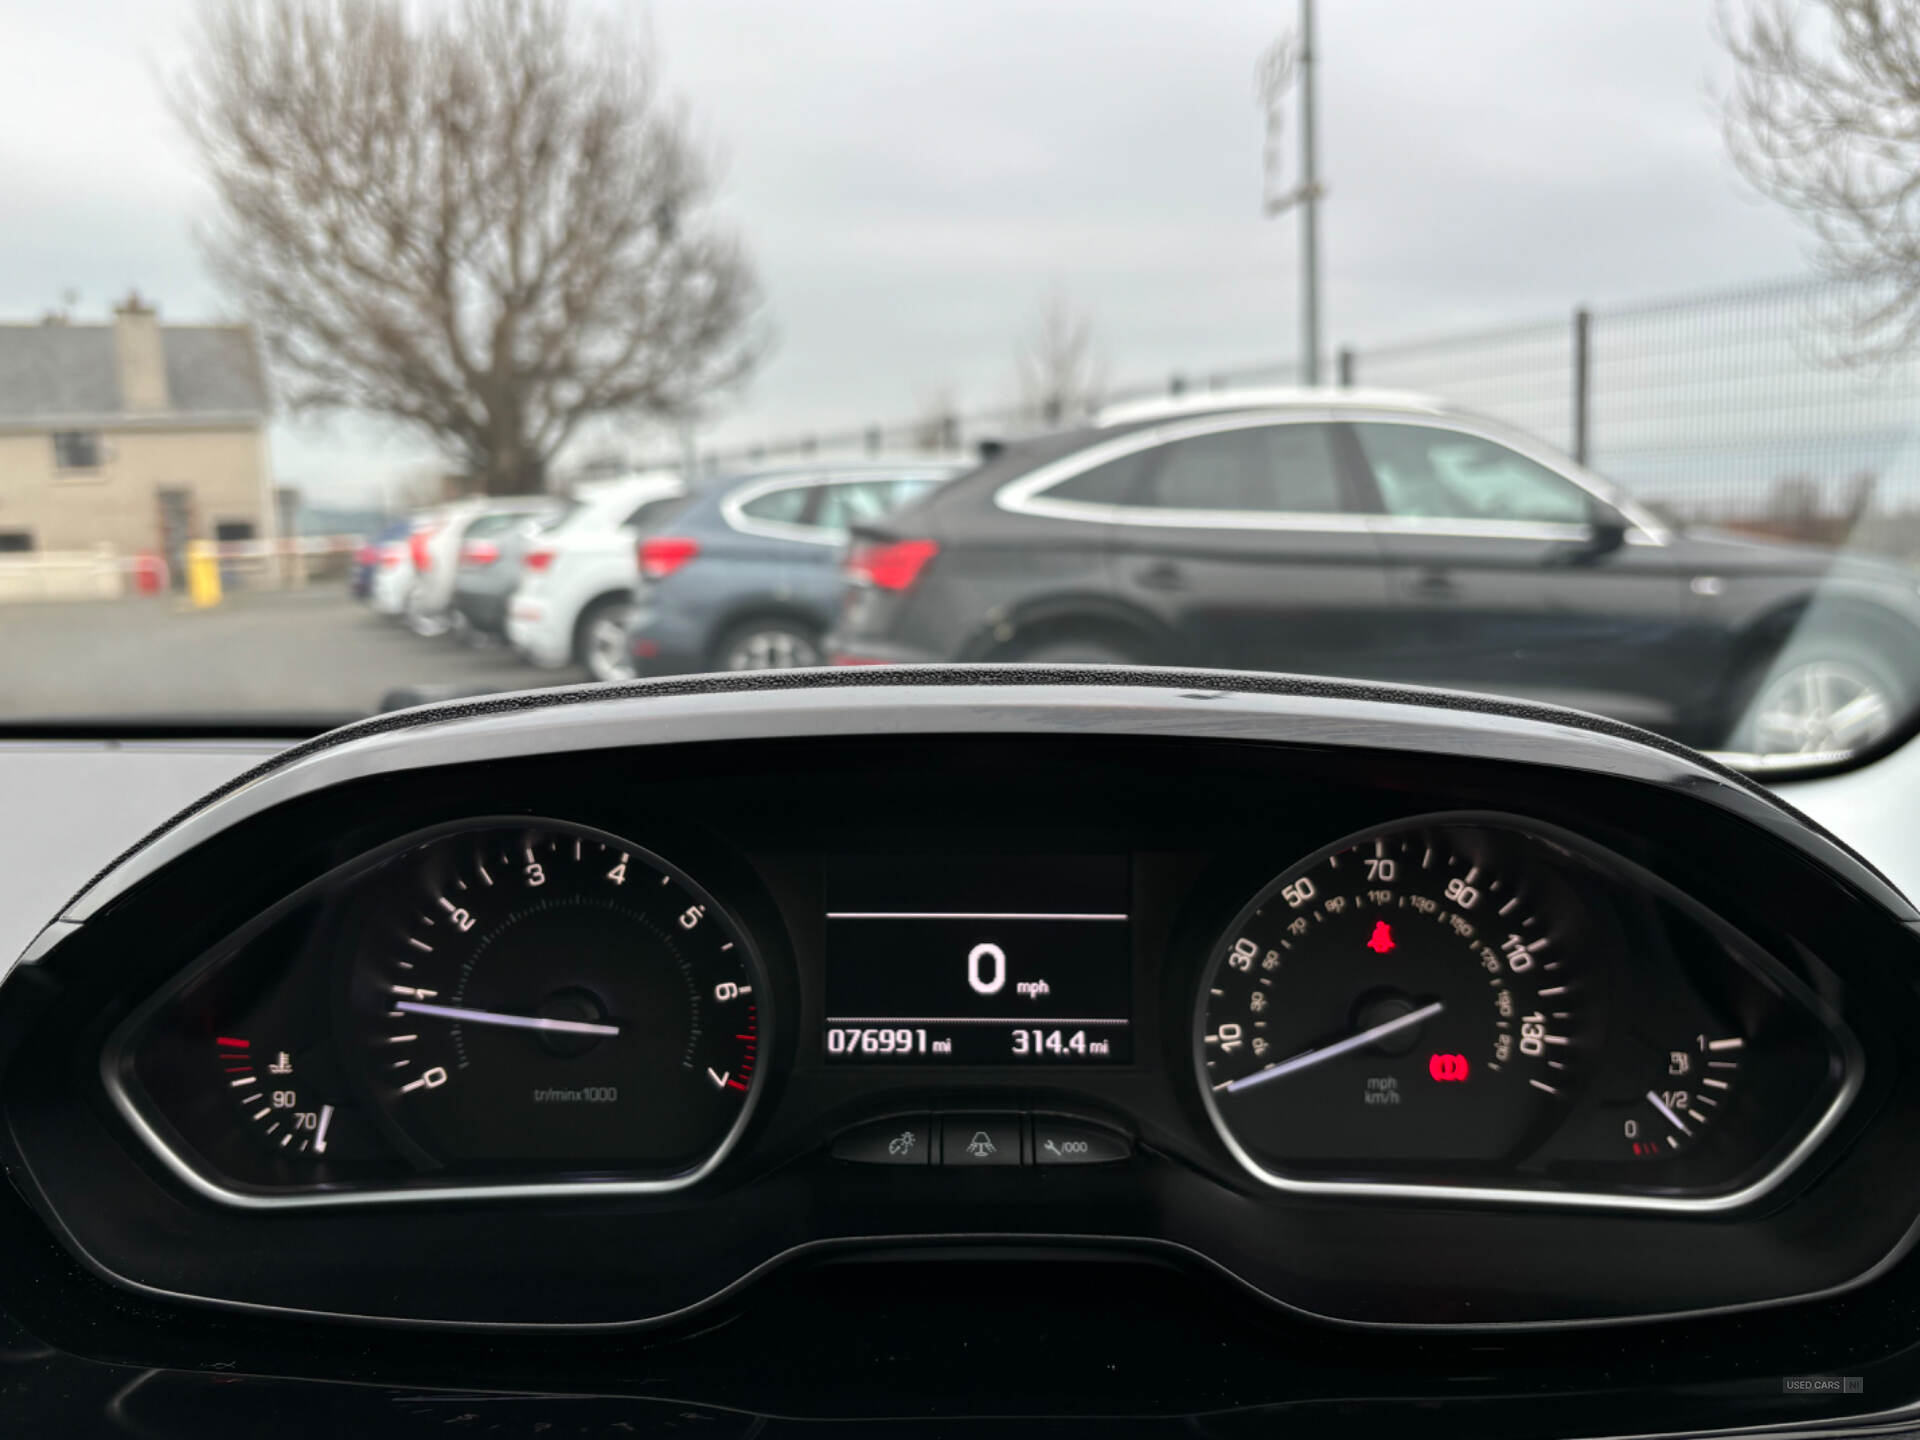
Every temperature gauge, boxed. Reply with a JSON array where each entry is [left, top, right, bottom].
[[214, 1035, 342, 1160], [1626, 1033, 1744, 1157]]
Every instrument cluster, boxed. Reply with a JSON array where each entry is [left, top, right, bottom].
[[110, 804, 1853, 1214]]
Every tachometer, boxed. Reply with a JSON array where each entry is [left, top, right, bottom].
[[344, 820, 766, 1180], [1196, 817, 1589, 1185]]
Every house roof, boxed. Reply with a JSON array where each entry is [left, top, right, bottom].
[[0, 322, 269, 425]]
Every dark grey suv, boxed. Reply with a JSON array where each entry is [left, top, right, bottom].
[[828, 391, 1920, 755]]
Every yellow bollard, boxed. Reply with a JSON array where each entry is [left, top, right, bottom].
[[186, 539, 223, 609]]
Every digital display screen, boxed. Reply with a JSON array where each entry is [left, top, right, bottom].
[[823, 854, 1132, 1064]]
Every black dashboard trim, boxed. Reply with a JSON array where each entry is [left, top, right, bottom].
[[20, 1168, 1920, 1337], [26, 663, 1908, 962]]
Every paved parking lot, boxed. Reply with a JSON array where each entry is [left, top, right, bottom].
[[0, 587, 589, 720]]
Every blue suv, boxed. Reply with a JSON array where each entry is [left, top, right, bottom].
[[625, 460, 961, 673]]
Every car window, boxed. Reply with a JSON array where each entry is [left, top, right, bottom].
[[462, 512, 530, 540], [533, 502, 580, 533], [1138, 424, 1343, 513], [737, 484, 813, 524], [1047, 450, 1151, 504], [626, 494, 693, 531], [892, 476, 944, 505], [1355, 424, 1593, 525], [814, 479, 915, 531]]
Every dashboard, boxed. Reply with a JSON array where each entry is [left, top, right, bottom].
[[7, 669, 1920, 1433]]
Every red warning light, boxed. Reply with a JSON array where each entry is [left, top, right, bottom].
[[1365, 920, 1395, 954], [1429, 1053, 1470, 1082]]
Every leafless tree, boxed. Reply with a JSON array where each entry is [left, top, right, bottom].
[[1015, 288, 1107, 426], [173, 0, 762, 493], [1719, 0, 1920, 358]]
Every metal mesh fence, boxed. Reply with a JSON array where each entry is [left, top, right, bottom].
[[1579, 280, 1920, 532], [663, 273, 1920, 555]]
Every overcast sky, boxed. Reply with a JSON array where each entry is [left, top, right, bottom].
[[0, 0, 1813, 507]]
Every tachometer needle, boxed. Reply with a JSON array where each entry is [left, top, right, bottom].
[[1646, 1089, 1692, 1136], [1224, 1001, 1445, 1094], [393, 1000, 621, 1037]]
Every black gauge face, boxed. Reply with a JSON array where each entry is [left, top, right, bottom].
[[343, 821, 765, 1178], [1197, 819, 1590, 1181]]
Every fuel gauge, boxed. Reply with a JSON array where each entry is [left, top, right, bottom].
[[1626, 1033, 1743, 1157]]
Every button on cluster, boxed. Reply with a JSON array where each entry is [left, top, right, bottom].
[[831, 1112, 1130, 1167]]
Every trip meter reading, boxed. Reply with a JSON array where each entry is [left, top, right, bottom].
[[1197, 818, 1589, 1182], [823, 853, 1132, 1063]]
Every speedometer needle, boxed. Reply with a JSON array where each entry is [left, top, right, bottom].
[[1224, 1001, 1445, 1094], [394, 1000, 621, 1037]]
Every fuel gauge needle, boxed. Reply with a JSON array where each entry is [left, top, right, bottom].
[[393, 1000, 621, 1037], [1225, 1001, 1445, 1094], [1646, 1089, 1692, 1136]]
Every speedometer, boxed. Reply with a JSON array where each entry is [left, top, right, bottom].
[[1196, 817, 1591, 1187]]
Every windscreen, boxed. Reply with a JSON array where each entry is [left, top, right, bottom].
[[4, 0, 1918, 774]]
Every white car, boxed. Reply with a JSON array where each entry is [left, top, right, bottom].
[[403, 495, 564, 637], [367, 507, 449, 618], [506, 471, 689, 679]]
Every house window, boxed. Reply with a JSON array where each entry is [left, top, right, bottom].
[[0, 531, 32, 553], [52, 431, 103, 470]]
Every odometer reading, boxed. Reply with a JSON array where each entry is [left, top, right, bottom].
[[1196, 819, 1587, 1180], [822, 853, 1132, 1064]]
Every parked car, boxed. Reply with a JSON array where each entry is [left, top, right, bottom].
[[349, 518, 409, 600], [828, 388, 1920, 755], [404, 495, 565, 636], [450, 503, 577, 642], [506, 472, 689, 680], [624, 460, 962, 674], [367, 507, 449, 618]]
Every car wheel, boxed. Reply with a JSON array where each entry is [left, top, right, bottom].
[[717, 621, 823, 671], [577, 597, 637, 683], [403, 587, 451, 638], [1729, 638, 1910, 757]]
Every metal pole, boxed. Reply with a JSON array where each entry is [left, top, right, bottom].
[[1572, 306, 1591, 465], [1299, 0, 1321, 386], [1337, 347, 1354, 388]]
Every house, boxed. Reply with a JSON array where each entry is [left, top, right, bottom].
[[0, 295, 271, 574]]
